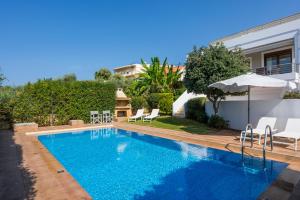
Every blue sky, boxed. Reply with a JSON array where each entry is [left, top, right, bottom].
[[1, 0, 300, 86]]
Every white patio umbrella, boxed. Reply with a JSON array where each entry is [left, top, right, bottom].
[[209, 73, 296, 124]]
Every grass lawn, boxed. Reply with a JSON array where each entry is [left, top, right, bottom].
[[129, 116, 211, 134]]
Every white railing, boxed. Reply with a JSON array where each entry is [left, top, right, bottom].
[[172, 90, 205, 117]]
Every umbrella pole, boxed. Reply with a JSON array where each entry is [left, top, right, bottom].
[[248, 85, 253, 148], [248, 85, 250, 124]]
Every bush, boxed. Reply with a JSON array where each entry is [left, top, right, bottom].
[[208, 115, 228, 129], [174, 87, 186, 100], [185, 97, 208, 123], [283, 91, 300, 99], [0, 86, 18, 129], [131, 96, 148, 114], [147, 93, 173, 115], [13, 80, 116, 126]]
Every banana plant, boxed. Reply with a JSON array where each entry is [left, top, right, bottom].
[[138, 57, 182, 94]]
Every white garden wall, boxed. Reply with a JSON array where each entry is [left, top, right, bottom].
[[206, 99, 300, 131]]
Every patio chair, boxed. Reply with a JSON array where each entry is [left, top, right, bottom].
[[273, 118, 300, 151], [240, 117, 277, 145], [128, 109, 144, 122], [103, 110, 113, 123], [90, 111, 100, 124], [143, 109, 159, 122]]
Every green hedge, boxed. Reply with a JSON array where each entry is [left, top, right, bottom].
[[147, 93, 173, 115], [283, 91, 300, 99], [185, 97, 208, 123], [131, 96, 148, 114], [13, 80, 116, 126], [208, 115, 228, 129], [0, 87, 17, 129]]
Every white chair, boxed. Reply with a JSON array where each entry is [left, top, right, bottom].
[[273, 118, 300, 151], [240, 117, 277, 145], [90, 111, 100, 124], [103, 110, 112, 123], [128, 109, 144, 122], [143, 109, 159, 122]]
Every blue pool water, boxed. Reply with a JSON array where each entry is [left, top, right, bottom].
[[38, 128, 287, 200]]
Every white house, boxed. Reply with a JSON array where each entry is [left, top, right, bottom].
[[213, 13, 300, 85], [173, 13, 300, 130], [113, 64, 144, 78]]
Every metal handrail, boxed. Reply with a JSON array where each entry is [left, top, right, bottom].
[[252, 63, 297, 75], [263, 125, 273, 166], [241, 124, 253, 158]]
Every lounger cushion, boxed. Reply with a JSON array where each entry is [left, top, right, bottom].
[[274, 131, 300, 140]]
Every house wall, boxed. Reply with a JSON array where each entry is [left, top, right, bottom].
[[114, 64, 144, 77], [246, 52, 261, 69], [218, 16, 300, 78], [220, 18, 300, 50], [206, 99, 300, 131]]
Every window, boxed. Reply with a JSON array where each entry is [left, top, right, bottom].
[[264, 49, 292, 74]]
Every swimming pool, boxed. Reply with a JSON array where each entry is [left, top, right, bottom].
[[38, 128, 287, 200]]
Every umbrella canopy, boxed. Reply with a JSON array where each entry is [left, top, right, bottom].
[[209, 73, 296, 124], [209, 73, 296, 93]]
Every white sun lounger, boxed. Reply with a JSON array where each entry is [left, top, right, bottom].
[[128, 109, 144, 122], [143, 109, 159, 122], [240, 117, 277, 145], [273, 118, 300, 151]]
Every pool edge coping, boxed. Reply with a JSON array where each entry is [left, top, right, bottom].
[[25, 124, 113, 136]]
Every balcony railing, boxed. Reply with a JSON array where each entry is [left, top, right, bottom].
[[252, 63, 299, 75]]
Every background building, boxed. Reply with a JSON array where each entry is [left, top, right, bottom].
[[113, 64, 144, 78]]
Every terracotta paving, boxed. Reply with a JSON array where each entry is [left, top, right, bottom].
[[1, 123, 300, 200], [11, 125, 93, 200], [115, 122, 300, 160]]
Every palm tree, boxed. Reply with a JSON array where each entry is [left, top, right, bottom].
[[165, 64, 183, 92], [138, 57, 182, 94]]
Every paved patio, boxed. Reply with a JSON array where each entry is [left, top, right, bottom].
[[116, 122, 300, 160], [0, 122, 299, 200]]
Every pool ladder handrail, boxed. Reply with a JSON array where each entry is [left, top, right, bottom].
[[241, 124, 253, 158], [263, 125, 273, 165], [241, 124, 274, 169]]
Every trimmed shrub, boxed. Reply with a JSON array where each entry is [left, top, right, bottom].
[[13, 80, 116, 126], [0, 86, 17, 129], [174, 87, 186, 100], [185, 97, 208, 123], [147, 93, 173, 115], [283, 91, 300, 99], [208, 115, 228, 129], [131, 96, 148, 114]]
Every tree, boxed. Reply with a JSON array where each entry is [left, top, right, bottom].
[[110, 73, 132, 89], [165, 65, 183, 91], [126, 79, 147, 97], [184, 43, 249, 115], [95, 68, 112, 81], [62, 73, 77, 82], [0, 69, 5, 86], [138, 57, 182, 94]]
